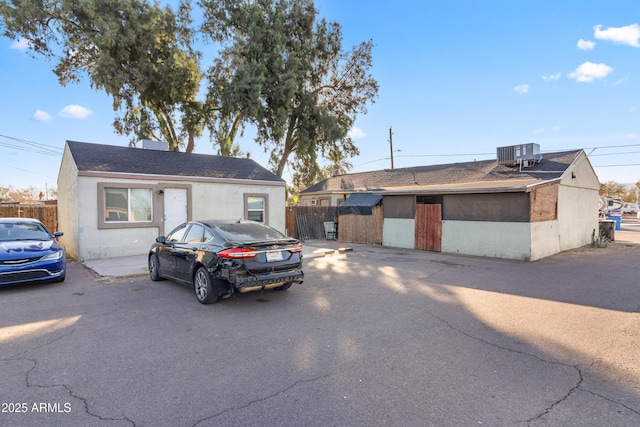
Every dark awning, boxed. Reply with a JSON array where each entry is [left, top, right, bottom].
[[337, 192, 383, 216]]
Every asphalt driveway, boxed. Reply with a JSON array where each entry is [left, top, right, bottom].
[[1, 241, 639, 426]]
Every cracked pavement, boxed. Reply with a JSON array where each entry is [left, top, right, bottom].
[[1, 243, 639, 426]]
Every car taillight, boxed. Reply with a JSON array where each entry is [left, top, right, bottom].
[[218, 248, 257, 259], [289, 243, 303, 253]]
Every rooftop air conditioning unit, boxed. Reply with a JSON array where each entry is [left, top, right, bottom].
[[135, 139, 169, 151], [496, 143, 541, 167]]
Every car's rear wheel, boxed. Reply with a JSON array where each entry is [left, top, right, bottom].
[[194, 267, 219, 304], [274, 282, 292, 291], [149, 254, 163, 281]]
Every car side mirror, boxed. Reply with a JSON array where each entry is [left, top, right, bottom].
[[54, 232, 64, 238], [156, 236, 166, 244]]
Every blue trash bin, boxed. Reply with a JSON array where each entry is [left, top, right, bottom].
[[606, 215, 621, 230]]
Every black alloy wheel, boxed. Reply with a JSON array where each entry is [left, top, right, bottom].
[[194, 267, 219, 304]]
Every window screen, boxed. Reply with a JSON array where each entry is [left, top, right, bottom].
[[383, 195, 415, 219], [443, 193, 530, 222]]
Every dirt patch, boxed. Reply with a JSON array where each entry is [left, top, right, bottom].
[[570, 241, 640, 254]]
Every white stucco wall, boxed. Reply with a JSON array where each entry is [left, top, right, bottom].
[[382, 218, 415, 249], [190, 181, 286, 232], [529, 220, 560, 261], [556, 155, 600, 251], [441, 221, 533, 260], [75, 177, 158, 260], [70, 176, 285, 260], [56, 146, 80, 259]]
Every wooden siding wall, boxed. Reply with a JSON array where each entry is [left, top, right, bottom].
[[285, 206, 339, 239], [530, 184, 558, 222], [0, 205, 58, 233], [338, 205, 383, 245]]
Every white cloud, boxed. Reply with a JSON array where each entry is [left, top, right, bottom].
[[33, 110, 52, 122], [542, 72, 562, 81], [59, 105, 93, 119], [577, 39, 595, 50], [568, 62, 613, 82], [514, 84, 529, 95], [594, 24, 640, 47], [348, 127, 366, 139], [10, 39, 31, 50]]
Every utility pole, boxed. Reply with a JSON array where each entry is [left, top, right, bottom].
[[389, 127, 394, 169]]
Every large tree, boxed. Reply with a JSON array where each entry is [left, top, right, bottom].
[[0, 0, 203, 151], [200, 0, 378, 180], [600, 180, 628, 199]]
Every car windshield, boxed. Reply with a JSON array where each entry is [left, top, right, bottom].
[[0, 222, 51, 242], [214, 222, 288, 243]]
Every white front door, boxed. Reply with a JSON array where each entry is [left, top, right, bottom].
[[163, 188, 188, 235]]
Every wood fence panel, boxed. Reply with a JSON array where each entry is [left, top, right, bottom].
[[0, 205, 58, 233], [285, 206, 339, 240], [415, 204, 441, 252], [337, 205, 383, 245]]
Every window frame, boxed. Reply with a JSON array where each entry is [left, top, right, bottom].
[[244, 193, 269, 224], [98, 183, 159, 230]]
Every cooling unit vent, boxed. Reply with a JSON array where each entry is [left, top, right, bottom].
[[497, 143, 541, 167]]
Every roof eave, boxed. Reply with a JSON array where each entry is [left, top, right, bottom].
[[77, 170, 286, 186]]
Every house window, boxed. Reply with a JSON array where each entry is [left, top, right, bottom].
[[245, 194, 268, 223], [105, 188, 152, 222]]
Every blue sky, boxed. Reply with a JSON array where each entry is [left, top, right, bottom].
[[2, 0, 640, 193]]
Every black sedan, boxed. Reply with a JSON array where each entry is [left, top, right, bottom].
[[148, 220, 304, 304], [0, 218, 66, 286]]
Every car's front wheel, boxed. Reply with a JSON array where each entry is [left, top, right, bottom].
[[194, 267, 219, 304], [149, 254, 163, 281]]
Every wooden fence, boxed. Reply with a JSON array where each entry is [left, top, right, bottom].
[[285, 206, 339, 240], [285, 205, 383, 245], [337, 205, 383, 245], [0, 205, 58, 233]]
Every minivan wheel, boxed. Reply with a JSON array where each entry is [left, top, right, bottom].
[[194, 267, 219, 304]]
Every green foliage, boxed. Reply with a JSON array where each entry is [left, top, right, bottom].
[[0, 0, 204, 151], [200, 0, 379, 180], [600, 180, 628, 199], [2, 0, 379, 181], [591, 228, 609, 248]]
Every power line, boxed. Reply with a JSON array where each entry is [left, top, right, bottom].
[[589, 151, 640, 157], [3, 164, 57, 180], [355, 142, 640, 169], [0, 134, 63, 156], [592, 164, 640, 168]]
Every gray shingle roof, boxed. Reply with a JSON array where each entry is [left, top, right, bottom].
[[301, 150, 583, 194], [67, 140, 283, 183]]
